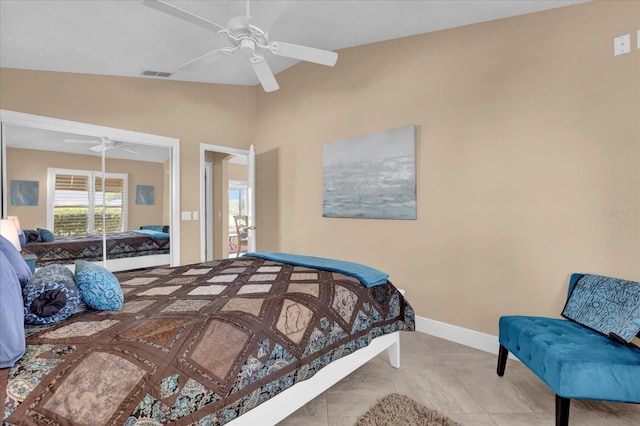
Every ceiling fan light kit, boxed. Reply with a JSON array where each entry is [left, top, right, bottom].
[[143, 0, 338, 92]]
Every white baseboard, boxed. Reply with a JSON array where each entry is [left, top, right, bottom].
[[415, 315, 503, 355]]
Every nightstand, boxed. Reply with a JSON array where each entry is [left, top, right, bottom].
[[21, 252, 37, 274]]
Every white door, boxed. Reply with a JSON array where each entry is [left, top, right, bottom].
[[247, 144, 256, 252]]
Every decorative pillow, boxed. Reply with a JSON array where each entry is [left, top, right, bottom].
[[23, 229, 42, 243], [0, 251, 26, 368], [74, 260, 123, 311], [23, 264, 80, 325], [37, 228, 55, 242], [562, 274, 640, 343], [0, 234, 32, 288]]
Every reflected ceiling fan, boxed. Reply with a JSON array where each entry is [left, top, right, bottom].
[[64, 138, 146, 155], [143, 0, 338, 92]]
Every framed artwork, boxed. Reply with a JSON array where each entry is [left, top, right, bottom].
[[135, 185, 155, 205], [323, 125, 416, 220], [10, 180, 39, 206]]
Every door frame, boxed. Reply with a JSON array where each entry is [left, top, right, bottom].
[[199, 143, 255, 262]]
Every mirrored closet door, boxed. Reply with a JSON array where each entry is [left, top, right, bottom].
[[0, 110, 180, 271]]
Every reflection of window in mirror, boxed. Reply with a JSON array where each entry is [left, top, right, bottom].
[[47, 168, 128, 236]]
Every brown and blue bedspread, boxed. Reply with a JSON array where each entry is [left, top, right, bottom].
[[3, 256, 414, 425], [24, 231, 170, 267]]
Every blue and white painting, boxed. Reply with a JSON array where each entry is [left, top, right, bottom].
[[323, 125, 416, 220], [135, 185, 155, 205], [11, 180, 39, 206]]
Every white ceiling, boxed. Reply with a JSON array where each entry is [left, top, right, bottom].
[[1, 0, 587, 161], [1, 0, 588, 87]]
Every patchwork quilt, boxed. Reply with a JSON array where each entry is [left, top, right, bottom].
[[24, 231, 170, 267], [3, 256, 415, 425]]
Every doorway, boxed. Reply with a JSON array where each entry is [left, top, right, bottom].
[[199, 143, 255, 262]]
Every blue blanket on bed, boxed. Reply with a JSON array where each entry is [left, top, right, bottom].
[[246, 251, 389, 287], [132, 229, 170, 239]]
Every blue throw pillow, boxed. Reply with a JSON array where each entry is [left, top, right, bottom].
[[74, 260, 123, 311], [0, 234, 32, 287], [0, 251, 26, 368], [562, 274, 640, 343], [23, 264, 80, 325], [37, 228, 55, 242]]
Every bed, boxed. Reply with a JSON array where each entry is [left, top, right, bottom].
[[23, 230, 171, 270], [3, 253, 415, 425]]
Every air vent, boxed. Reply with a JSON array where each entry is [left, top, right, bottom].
[[141, 70, 173, 78]]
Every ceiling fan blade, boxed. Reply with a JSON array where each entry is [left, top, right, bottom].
[[89, 145, 109, 153], [269, 41, 338, 66], [178, 49, 225, 72], [64, 138, 99, 144], [143, 0, 226, 32], [122, 148, 141, 156], [250, 56, 279, 92]]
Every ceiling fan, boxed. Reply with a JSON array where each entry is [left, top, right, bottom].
[[142, 0, 338, 92], [64, 138, 145, 155]]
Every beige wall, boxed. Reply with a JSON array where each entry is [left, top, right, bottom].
[[254, 1, 640, 334], [0, 70, 257, 263], [6, 147, 165, 231], [1, 1, 638, 336]]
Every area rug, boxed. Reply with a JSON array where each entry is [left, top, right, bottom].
[[355, 393, 463, 426]]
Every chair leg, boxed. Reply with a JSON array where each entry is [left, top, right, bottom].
[[555, 395, 570, 426], [497, 344, 509, 376]]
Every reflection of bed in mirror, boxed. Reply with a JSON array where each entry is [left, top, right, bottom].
[[24, 230, 171, 271], [0, 109, 181, 272]]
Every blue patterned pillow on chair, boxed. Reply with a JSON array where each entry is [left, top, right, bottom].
[[74, 260, 123, 311], [562, 274, 640, 343]]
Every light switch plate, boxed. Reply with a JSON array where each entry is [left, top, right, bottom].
[[614, 34, 631, 56], [181, 211, 192, 221]]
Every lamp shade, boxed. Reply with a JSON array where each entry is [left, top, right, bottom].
[[7, 215, 26, 246], [0, 219, 22, 252]]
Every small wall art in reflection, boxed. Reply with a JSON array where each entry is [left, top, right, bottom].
[[323, 125, 416, 220], [10, 180, 39, 206], [136, 185, 155, 205]]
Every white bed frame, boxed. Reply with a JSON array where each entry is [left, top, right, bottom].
[[227, 331, 401, 425], [228, 288, 407, 426], [54, 253, 171, 273]]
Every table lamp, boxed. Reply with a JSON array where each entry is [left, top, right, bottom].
[[0, 219, 22, 252], [7, 215, 26, 247]]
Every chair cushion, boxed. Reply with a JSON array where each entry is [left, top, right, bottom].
[[499, 315, 640, 403]]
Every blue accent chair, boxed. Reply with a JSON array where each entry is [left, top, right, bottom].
[[497, 273, 640, 426]]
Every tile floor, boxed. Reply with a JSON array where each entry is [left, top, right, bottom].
[[278, 331, 640, 426]]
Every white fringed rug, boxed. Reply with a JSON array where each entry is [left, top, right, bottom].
[[355, 393, 463, 426]]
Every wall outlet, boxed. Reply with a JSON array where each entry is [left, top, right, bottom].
[[614, 34, 631, 56]]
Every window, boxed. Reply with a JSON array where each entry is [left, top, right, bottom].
[[48, 168, 128, 236], [228, 180, 247, 231]]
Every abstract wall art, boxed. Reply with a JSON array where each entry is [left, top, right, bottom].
[[323, 125, 416, 220], [135, 185, 155, 205], [10, 180, 39, 206]]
